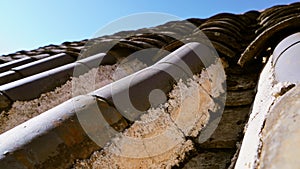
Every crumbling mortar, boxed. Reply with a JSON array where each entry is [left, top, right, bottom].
[[167, 112, 188, 140], [254, 82, 296, 168], [254, 87, 278, 169]]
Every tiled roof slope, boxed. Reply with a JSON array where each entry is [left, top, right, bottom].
[[0, 2, 299, 169]]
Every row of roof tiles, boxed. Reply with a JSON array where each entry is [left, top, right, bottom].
[[0, 0, 298, 141], [0, 2, 299, 168], [1, 2, 298, 70]]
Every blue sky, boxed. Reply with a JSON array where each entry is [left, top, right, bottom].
[[0, 0, 298, 55]]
